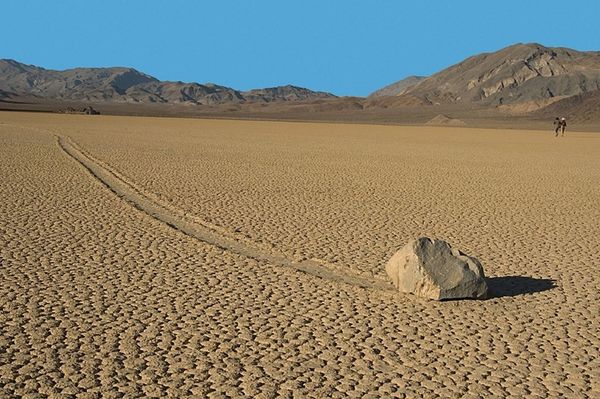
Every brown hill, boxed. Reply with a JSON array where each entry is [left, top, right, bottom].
[[0, 59, 335, 105], [392, 43, 600, 107]]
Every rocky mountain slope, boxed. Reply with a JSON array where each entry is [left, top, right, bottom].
[[374, 43, 600, 108], [0, 59, 335, 104]]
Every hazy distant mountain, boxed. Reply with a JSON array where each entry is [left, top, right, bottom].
[[368, 76, 426, 97], [395, 43, 600, 106], [0, 59, 335, 104], [242, 85, 333, 102]]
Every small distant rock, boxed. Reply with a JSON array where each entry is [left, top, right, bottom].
[[426, 114, 466, 126], [386, 237, 488, 300], [83, 106, 100, 115]]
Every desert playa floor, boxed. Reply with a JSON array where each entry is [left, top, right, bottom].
[[1, 111, 599, 398]]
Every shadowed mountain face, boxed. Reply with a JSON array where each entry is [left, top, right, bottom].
[[536, 88, 600, 122], [0, 59, 335, 104], [397, 43, 600, 106], [0, 88, 12, 100]]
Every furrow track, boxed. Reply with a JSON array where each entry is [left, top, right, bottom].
[[57, 135, 394, 291]]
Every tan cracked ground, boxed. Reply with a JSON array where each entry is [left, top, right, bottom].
[[1, 112, 599, 398]]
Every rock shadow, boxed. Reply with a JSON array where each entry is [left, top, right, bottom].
[[486, 276, 556, 298]]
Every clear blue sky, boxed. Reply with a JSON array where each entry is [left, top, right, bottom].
[[3, 0, 599, 96]]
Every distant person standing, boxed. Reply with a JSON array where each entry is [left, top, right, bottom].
[[560, 117, 567, 136], [553, 117, 561, 137]]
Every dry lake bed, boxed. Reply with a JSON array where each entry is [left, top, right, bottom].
[[1, 112, 599, 398]]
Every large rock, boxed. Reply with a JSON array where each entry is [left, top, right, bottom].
[[386, 238, 488, 300]]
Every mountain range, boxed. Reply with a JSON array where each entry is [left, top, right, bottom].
[[0, 59, 334, 105], [2, 43, 600, 123]]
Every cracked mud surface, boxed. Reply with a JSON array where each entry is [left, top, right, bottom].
[[56, 135, 392, 291], [1, 112, 599, 398]]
